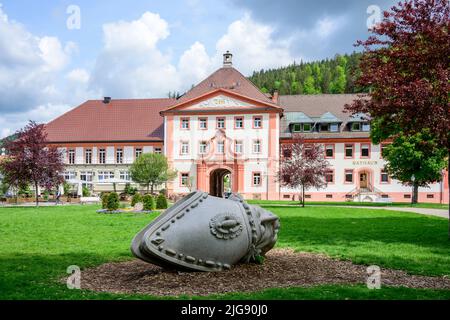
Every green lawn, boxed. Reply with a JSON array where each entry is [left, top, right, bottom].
[[0, 204, 449, 300], [248, 200, 449, 210]]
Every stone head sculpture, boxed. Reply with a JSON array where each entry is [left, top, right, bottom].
[[131, 191, 280, 272]]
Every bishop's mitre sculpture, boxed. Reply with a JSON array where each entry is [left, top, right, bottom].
[[131, 191, 280, 272]]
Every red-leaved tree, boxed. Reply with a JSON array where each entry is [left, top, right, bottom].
[[278, 135, 331, 207], [0, 121, 65, 206], [345, 0, 449, 233]]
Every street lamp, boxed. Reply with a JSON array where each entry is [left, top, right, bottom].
[[411, 174, 416, 205]]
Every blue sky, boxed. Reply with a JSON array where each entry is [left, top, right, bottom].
[[0, 0, 396, 138]]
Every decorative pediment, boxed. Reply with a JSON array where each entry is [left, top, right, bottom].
[[191, 95, 252, 109]]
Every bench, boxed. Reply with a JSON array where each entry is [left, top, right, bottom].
[[80, 197, 101, 205]]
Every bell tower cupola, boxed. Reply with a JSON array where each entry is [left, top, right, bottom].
[[223, 51, 233, 68]]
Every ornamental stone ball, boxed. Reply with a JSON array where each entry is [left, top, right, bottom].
[[131, 191, 280, 272]]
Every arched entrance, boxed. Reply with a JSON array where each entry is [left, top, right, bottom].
[[209, 168, 232, 198]]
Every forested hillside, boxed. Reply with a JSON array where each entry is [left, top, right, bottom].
[[248, 52, 366, 95]]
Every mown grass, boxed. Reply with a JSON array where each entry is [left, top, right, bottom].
[[248, 200, 449, 210], [0, 204, 449, 300]]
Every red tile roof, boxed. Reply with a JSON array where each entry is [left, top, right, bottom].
[[177, 67, 275, 105], [45, 99, 175, 143]]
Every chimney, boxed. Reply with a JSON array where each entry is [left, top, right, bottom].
[[103, 97, 111, 104], [272, 91, 279, 104], [223, 51, 233, 68]]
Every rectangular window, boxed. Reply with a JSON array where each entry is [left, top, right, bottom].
[[199, 118, 208, 130], [404, 194, 412, 199], [217, 117, 225, 129], [345, 170, 354, 183], [217, 141, 225, 154], [427, 194, 434, 199], [361, 144, 370, 158], [235, 117, 244, 129], [68, 149, 75, 164], [85, 149, 92, 164], [199, 141, 208, 154], [119, 171, 131, 181], [253, 172, 262, 186], [99, 149, 106, 164], [292, 123, 302, 133], [325, 170, 334, 183], [253, 116, 262, 129], [135, 148, 143, 159], [181, 142, 189, 155], [98, 171, 114, 181], [381, 170, 389, 183], [283, 148, 292, 158], [362, 123, 371, 132], [235, 140, 243, 154], [155, 148, 162, 154], [63, 172, 76, 181], [181, 173, 190, 187], [345, 144, 354, 158], [330, 124, 339, 132], [116, 148, 123, 164], [351, 122, 361, 131], [302, 123, 312, 132], [326, 194, 333, 199], [80, 171, 93, 189], [253, 140, 261, 154], [320, 124, 329, 132], [181, 118, 190, 130], [325, 144, 334, 158]]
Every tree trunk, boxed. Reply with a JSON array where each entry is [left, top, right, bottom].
[[412, 183, 419, 205], [35, 182, 39, 207], [147, 184, 150, 194], [302, 184, 305, 208], [448, 155, 449, 240], [151, 184, 154, 195]]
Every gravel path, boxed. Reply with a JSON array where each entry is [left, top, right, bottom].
[[79, 249, 450, 297]]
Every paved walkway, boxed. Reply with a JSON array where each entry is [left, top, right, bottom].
[[319, 205, 449, 219]]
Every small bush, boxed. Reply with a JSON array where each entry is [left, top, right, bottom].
[[131, 193, 143, 207], [101, 193, 110, 209], [124, 183, 137, 196], [107, 193, 120, 211], [142, 194, 156, 211], [156, 194, 168, 209], [82, 186, 90, 197]]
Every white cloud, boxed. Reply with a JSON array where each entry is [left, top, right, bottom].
[[214, 13, 299, 75], [178, 41, 213, 86], [66, 68, 90, 84]]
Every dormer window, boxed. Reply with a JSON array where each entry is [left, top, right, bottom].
[[362, 123, 371, 132], [320, 124, 329, 132], [292, 123, 311, 133], [330, 124, 339, 132], [303, 123, 312, 132], [293, 124, 302, 133], [351, 122, 361, 131]]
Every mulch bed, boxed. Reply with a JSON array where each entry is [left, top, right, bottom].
[[79, 249, 450, 297]]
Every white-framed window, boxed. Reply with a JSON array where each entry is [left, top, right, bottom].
[[120, 171, 131, 181], [292, 123, 302, 133], [217, 141, 225, 154], [325, 170, 334, 183], [63, 172, 76, 181], [345, 170, 354, 183], [325, 144, 334, 158], [181, 173, 190, 186], [345, 144, 354, 158], [252, 172, 262, 186], [362, 123, 371, 132], [68, 149, 75, 164], [116, 148, 123, 164], [330, 123, 339, 132], [217, 117, 225, 129], [302, 123, 312, 132], [320, 123, 329, 132], [235, 140, 243, 154], [135, 148, 143, 159], [199, 141, 208, 154], [80, 172, 94, 189], [98, 171, 115, 181], [181, 142, 189, 155], [361, 144, 370, 158], [253, 140, 261, 154], [199, 118, 208, 130], [99, 149, 106, 164], [351, 122, 361, 131], [154, 148, 162, 154], [381, 170, 389, 183], [235, 117, 244, 129], [253, 116, 262, 128], [181, 118, 190, 130], [85, 149, 92, 164]]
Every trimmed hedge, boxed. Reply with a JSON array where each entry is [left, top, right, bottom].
[[156, 194, 168, 209], [107, 193, 120, 211], [131, 193, 143, 207], [143, 194, 156, 211]]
